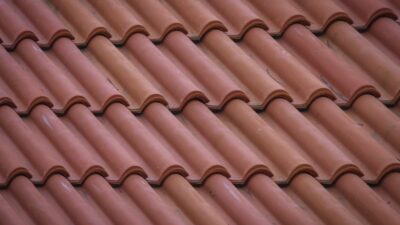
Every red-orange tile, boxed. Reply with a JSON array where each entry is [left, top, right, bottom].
[[0, 0, 72, 49], [280, 23, 379, 106], [1, 173, 400, 225], [0, 38, 124, 114]]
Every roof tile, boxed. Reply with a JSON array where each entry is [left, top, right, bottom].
[[1, 0, 400, 48], [48, 0, 186, 45], [200, 29, 291, 109], [322, 20, 400, 104], [240, 27, 334, 108], [1, 96, 398, 186], [0, 0, 72, 49], [280, 23, 380, 105], [0, 38, 125, 114], [333, 0, 397, 28], [2, 173, 400, 225], [243, 0, 309, 35], [0, 1, 399, 224]]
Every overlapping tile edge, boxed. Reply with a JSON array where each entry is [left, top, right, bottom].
[[0, 0, 399, 49], [0, 94, 399, 187], [0, 0, 399, 186], [1, 15, 400, 114], [1, 172, 400, 225], [0, 2, 400, 224]]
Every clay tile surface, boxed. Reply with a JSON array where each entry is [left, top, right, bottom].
[[1, 1, 400, 225], [0, 38, 125, 114], [0, 0, 72, 49], [2, 173, 400, 225]]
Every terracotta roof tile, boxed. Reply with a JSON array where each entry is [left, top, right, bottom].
[[0, 37, 125, 114], [0, 1, 400, 224], [1, 96, 399, 187], [48, 0, 186, 45], [2, 173, 400, 225], [0, 0, 72, 49], [322, 20, 400, 104], [1, 0, 399, 48], [1, 16, 400, 112]]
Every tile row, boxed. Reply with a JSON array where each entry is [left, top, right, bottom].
[[1, 17, 400, 115], [1, 0, 399, 49], [1, 172, 400, 225], [1, 95, 399, 187]]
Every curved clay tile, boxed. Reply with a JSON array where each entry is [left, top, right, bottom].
[[204, 0, 266, 39], [293, 0, 353, 32], [380, 172, 400, 207], [163, 174, 227, 225], [0, 44, 52, 114], [7, 37, 124, 114], [51, 38, 126, 112], [123, 33, 208, 111], [124, 0, 187, 41], [290, 173, 365, 225], [162, 31, 247, 110], [246, 174, 314, 225], [0, 194, 25, 225], [3, 99, 223, 186], [264, 99, 361, 183], [48, 0, 111, 46], [281, 23, 379, 106], [162, 0, 226, 39], [3, 174, 179, 225], [65, 104, 147, 184], [241, 27, 334, 108], [325, 21, 400, 104], [201, 29, 290, 109], [0, 0, 72, 50], [0, 104, 112, 186], [2, 173, 400, 225], [334, 0, 397, 29], [368, 17, 400, 59], [309, 97, 400, 183], [384, 0, 400, 23], [8, 176, 68, 225], [350, 95, 400, 156], [0, 95, 14, 109], [335, 173, 400, 225], [86, 36, 165, 112], [86, 174, 166, 225], [223, 99, 317, 183], [104, 103, 187, 184], [143, 102, 229, 183], [2, 174, 226, 225], [181, 101, 272, 183], [29, 105, 107, 183], [0, 106, 69, 186], [244, 0, 309, 35], [122, 175, 188, 225], [84, 0, 148, 45], [45, 175, 108, 225], [204, 174, 273, 225], [15, 39, 89, 113]]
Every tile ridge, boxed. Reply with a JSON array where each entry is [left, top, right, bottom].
[[230, 18, 267, 40], [2, 31, 38, 50], [318, 12, 354, 33], [6, 171, 400, 190], [4, 16, 398, 50]]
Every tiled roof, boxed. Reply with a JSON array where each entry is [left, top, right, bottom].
[[1, 0, 400, 224]]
